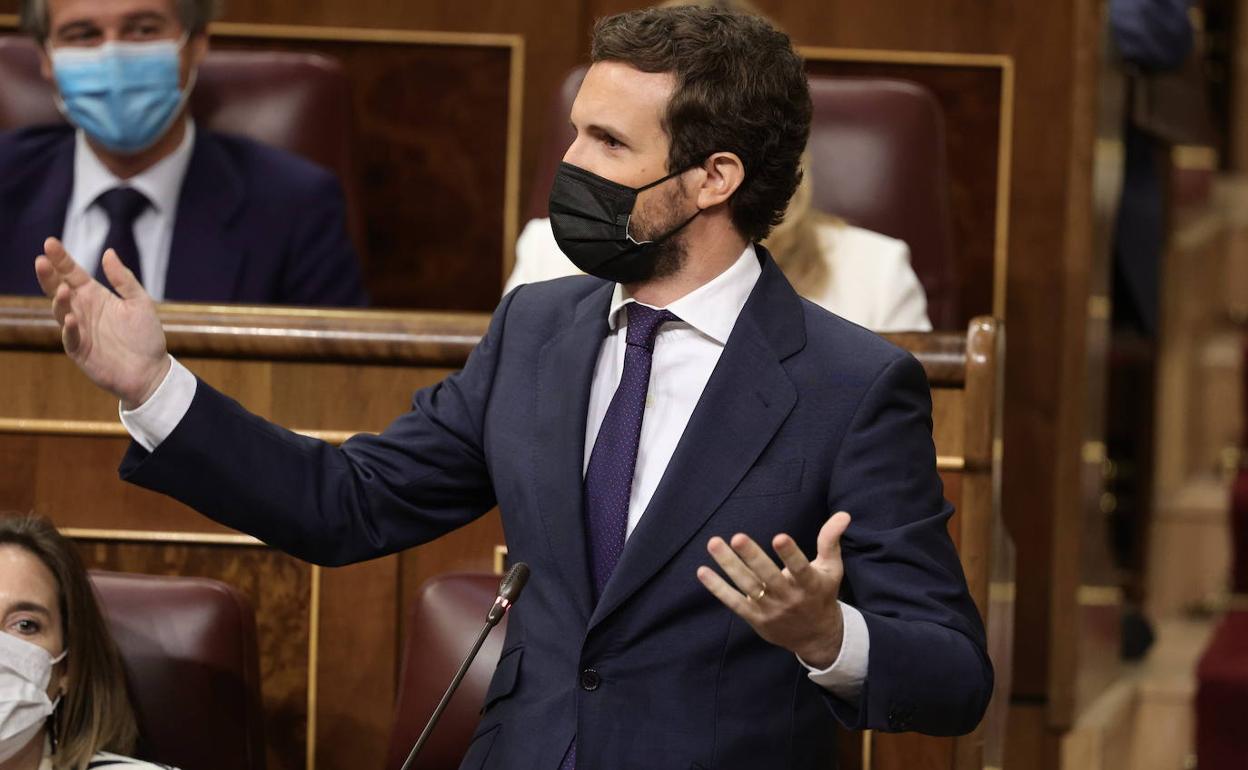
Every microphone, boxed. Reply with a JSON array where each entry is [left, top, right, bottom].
[[488, 561, 530, 624], [399, 563, 530, 770]]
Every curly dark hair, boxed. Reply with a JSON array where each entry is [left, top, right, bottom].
[[591, 6, 812, 242]]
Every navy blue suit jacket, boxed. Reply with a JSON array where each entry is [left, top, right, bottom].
[[120, 250, 991, 769], [0, 125, 367, 306]]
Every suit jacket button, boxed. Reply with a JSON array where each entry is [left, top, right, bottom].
[[580, 669, 601, 691]]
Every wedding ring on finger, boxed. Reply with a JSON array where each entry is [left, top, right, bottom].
[[749, 583, 767, 602]]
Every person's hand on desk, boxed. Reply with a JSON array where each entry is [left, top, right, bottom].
[[697, 511, 852, 669], [34, 237, 170, 410]]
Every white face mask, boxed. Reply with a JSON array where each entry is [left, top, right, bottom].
[[0, 631, 67, 763]]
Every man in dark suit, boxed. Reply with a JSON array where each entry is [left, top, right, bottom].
[[35, 7, 991, 768], [0, 0, 367, 306]]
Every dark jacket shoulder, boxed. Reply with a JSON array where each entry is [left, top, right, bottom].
[[0, 124, 73, 195], [800, 297, 916, 376]]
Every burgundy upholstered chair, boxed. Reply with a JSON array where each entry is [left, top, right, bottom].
[[386, 573, 510, 770], [1196, 610, 1248, 770], [525, 66, 960, 328], [89, 571, 266, 770], [0, 36, 363, 255]]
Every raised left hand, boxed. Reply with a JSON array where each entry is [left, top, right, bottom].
[[696, 511, 851, 669]]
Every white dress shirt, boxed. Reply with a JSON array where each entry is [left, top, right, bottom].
[[61, 121, 196, 301], [121, 244, 870, 700]]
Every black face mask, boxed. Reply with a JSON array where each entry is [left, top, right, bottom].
[[548, 161, 700, 284]]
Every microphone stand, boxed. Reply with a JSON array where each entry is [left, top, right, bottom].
[[399, 563, 529, 770]]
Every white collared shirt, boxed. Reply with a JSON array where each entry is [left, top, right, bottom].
[[61, 121, 196, 301], [586, 245, 762, 537], [120, 243, 869, 700]]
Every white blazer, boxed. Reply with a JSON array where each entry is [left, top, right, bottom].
[[504, 218, 932, 333]]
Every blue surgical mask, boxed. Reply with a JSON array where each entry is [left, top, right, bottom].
[[50, 37, 194, 154]]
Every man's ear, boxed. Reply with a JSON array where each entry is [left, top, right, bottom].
[[695, 151, 745, 210]]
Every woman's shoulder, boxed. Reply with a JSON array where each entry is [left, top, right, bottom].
[[505, 217, 584, 294], [816, 220, 909, 261], [86, 752, 179, 769], [810, 220, 932, 332]]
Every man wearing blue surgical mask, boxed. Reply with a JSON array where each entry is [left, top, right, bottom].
[[0, 0, 368, 306]]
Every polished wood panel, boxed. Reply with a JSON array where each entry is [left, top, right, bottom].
[[208, 27, 519, 311], [0, 297, 487, 364]]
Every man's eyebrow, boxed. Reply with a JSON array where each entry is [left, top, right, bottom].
[[53, 19, 99, 37], [121, 10, 173, 25], [581, 121, 635, 144]]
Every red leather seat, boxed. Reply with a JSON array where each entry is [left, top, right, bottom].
[[805, 77, 957, 329], [525, 67, 959, 328], [89, 571, 266, 770], [0, 36, 362, 256], [386, 573, 509, 770], [1197, 610, 1248, 770]]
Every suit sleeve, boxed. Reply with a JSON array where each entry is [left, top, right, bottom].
[[822, 353, 993, 736], [279, 170, 369, 307], [117, 290, 521, 566]]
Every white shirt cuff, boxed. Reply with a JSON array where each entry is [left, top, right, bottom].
[[118, 356, 197, 452], [799, 601, 869, 701]]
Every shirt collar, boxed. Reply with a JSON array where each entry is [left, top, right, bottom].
[[67, 119, 197, 220], [607, 242, 762, 345]]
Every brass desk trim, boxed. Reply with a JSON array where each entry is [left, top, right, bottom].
[[62, 527, 264, 546], [0, 418, 358, 445]]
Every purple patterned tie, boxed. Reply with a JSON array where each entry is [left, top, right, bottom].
[[560, 303, 676, 770], [584, 302, 678, 596]]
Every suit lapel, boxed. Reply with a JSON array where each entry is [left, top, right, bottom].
[[533, 282, 614, 624], [589, 252, 806, 631], [163, 132, 247, 301]]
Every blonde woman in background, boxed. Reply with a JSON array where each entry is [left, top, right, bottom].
[[0, 514, 177, 770], [506, 1, 932, 332]]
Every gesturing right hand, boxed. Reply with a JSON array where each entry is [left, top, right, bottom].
[[34, 237, 170, 410]]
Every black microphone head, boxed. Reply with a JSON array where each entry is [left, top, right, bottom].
[[498, 562, 530, 603]]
